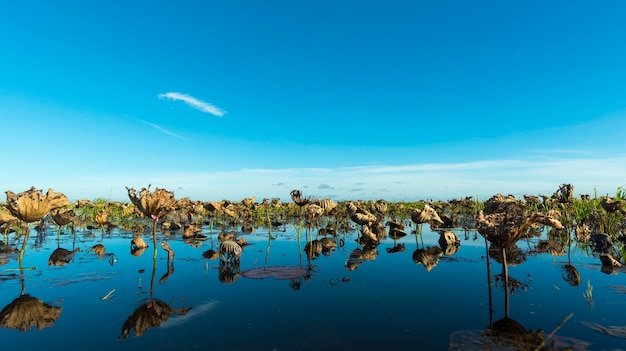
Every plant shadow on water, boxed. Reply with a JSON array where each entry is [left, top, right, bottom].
[[1, 184, 626, 350]]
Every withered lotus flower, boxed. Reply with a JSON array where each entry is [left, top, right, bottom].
[[290, 189, 311, 207], [476, 194, 563, 248], [410, 203, 444, 229], [126, 186, 177, 220], [5, 187, 70, 223], [50, 207, 76, 227], [127, 185, 176, 259], [0, 294, 62, 332], [241, 197, 256, 208], [314, 198, 337, 215], [94, 210, 108, 226], [303, 203, 324, 222], [0, 206, 18, 227], [119, 298, 190, 340]]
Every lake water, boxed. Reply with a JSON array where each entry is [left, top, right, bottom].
[[1, 220, 625, 351]]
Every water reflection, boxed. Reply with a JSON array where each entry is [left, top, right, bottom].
[[119, 246, 191, 340], [1, 253, 62, 332], [2, 189, 626, 349]]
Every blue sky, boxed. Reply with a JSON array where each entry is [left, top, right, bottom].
[[1, 1, 626, 202]]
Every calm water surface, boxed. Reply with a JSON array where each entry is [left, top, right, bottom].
[[1, 222, 625, 351]]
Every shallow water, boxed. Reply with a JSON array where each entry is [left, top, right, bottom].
[[1, 222, 625, 351]]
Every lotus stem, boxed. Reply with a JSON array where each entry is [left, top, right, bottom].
[[152, 218, 158, 259], [19, 226, 30, 262]]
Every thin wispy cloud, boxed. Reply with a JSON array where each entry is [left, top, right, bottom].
[[142, 120, 188, 140], [158, 92, 226, 117]]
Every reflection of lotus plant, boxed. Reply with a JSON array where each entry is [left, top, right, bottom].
[[0, 294, 63, 332], [438, 230, 460, 256], [119, 298, 190, 339], [48, 247, 80, 266], [561, 264, 582, 287], [412, 246, 443, 272], [126, 186, 177, 259], [120, 243, 190, 339]]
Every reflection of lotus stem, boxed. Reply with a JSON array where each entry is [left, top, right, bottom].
[[501, 246, 510, 319], [485, 238, 494, 328], [265, 206, 272, 264], [150, 256, 156, 299], [266, 206, 272, 236], [297, 219, 303, 266], [265, 232, 271, 264], [534, 313, 574, 351]]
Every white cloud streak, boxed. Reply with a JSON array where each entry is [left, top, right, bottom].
[[142, 120, 188, 140], [158, 92, 226, 117]]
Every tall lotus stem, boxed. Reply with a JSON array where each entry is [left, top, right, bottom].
[[151, 215, 158, 259], [19, 226, 30, 263]]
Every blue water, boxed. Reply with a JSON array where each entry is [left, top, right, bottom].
[[1, 223, 625, 351]]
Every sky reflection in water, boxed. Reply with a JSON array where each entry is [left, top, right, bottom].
[[0, 223, 625, 351]]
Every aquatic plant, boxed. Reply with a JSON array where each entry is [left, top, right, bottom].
[[5, 187, 69, 260], [126, 185, 177, 259], [4, 187, 69, 224], [583, 279, 594, 307]]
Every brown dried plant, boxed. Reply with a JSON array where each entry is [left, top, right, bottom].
[[5, 187, 70, 261], [126, 185, 177, 221], [5, 187, 69, 224], [126, 185, 177, 259]]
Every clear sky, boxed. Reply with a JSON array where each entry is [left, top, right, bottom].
[[1, 1, 626, 203]]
